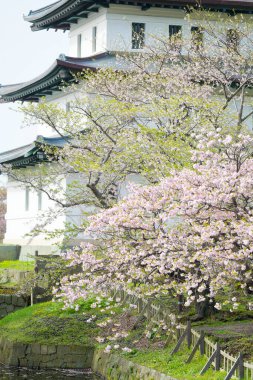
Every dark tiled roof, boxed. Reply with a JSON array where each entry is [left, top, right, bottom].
[[0, 135, 67, 168], [25, 0, 253, 31], [0, 53, 116, 103]]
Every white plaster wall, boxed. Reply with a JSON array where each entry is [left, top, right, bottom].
[[106, 6, 188, 52], [66, 5, 253, 57], [67, 6, 190, 57], [69, 9, 107, 57], [65, 173, 97, 242], [45, 88, 83, 106], [4, 175, 67, 246]]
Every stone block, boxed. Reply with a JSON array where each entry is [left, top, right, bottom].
[[17, 296, 27, 307], [64, 354, 86, 368], [0, 310, 7, 318], [31, 344, 41, 355], [11, 295, 18, 305], [47, 358, 64, 368], [47, 345, 57, 355], [40, 345, 48, 355], [13, 343, 26, 358], [4, 295, 12, 305], [40, 354, 51, 363], [18, 358, 28, 367], [6, 305, 14, 313], [57, 346, 71, 356], [25, 345, 32, 354]]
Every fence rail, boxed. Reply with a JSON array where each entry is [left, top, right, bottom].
[[113, 288, 253, 380]]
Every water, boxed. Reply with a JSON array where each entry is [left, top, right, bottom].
[[0, 366, 101, 379]]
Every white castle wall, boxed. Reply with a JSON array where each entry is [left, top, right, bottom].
[[67, 5, 253, 58], [69, 10, 107, 57], [4, 173, 66, 247]]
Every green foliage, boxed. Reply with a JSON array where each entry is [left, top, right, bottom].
[[18, 255, 69, 298]]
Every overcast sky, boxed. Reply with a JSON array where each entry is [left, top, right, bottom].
[[0, 1, 68, 154]]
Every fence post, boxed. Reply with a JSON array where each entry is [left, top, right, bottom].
[[215, 343, 221, 371], [200, 331, 205, 355], [186, 330, 204, 364], [224, 353, 244, 380], [238, 353, 244, 380], [187, 320, 192, 348], [178, 294, 184, 313], [200, 345, 220, 375], [31, 287, 33, 306], [33, 250, 39, 304], [34, 250, 39, 274], [171, 322, 191, 355]]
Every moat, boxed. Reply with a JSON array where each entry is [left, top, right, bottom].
[[0, 366, 100, 379]]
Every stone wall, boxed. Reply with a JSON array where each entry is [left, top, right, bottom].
[[0, 337, 177, 378], [0, 245, 20, 261], [92, 349, 176, 380], [0, 269, 29, 284], [0, 338, 94, 369], [0, 294, 27, 318]]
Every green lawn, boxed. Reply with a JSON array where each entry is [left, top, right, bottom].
[[124, 345, 227, 380], [0, 260, 34, 271]]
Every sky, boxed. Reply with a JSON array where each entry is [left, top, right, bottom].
[[0, 1, 69, 154]]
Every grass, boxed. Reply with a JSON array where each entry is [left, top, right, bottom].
[[124, 344, 227, 380], [0, 299, 227, 379], [0, 260, 34, 271], [0, 299, 123, 346]]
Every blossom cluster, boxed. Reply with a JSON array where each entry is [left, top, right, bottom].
[[56, 136, 253, 312]]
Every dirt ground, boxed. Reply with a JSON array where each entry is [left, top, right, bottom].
[[196, 321, 253, 359]]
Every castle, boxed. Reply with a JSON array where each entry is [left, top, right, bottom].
[[0, 0, 252, 256]]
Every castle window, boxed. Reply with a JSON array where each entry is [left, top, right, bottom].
[[66, 102, 71, 112], [38, 191, 42, 211], [227, 29, 239, 51], [92, 26, 97, 53], [169, 25, 182, 50], [191, 26, 203, 49], [77, 34, 82, 57], [169, 25, 182, 38], [25, 187, 30, 211], [132, 23, 145, 49]]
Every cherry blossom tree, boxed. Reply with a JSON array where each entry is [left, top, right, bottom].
[[56, 133, 253, 318]]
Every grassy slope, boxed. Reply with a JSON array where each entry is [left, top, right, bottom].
[[0, 299, 122, 346], [124, 346, 226, 380], [0, 301, 231, 380]]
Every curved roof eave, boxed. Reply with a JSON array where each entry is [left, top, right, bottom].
[[0, 135, 67, 167], [25, 0, 69, 22], [0, 60, 59, 97], [24, 0, 98, 32], [24, 0, 80, 26], [0, 53, 115, 103], [0, 57, 75, 103], [24, 0, 253, 32], [24, 0, 253, 22]]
